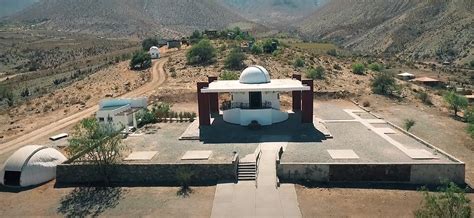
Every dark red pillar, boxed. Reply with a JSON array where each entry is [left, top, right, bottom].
[[197, 82, 210, 126], [292, 74, 302, 112], [301, 80, 314, 123], [208, 76, 219, 114]]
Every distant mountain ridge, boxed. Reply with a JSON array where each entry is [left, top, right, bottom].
[[219, 0, 327, 25], [6, 0, 255, 38], [0, 0, 38, 18], [298, 0, 474, 62]]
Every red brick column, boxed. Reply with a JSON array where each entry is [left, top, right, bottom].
[[301, 80, 314, 123], [292, 74, 302, 112], [208, 76, 219, 113], [197, 82, 210, 126]]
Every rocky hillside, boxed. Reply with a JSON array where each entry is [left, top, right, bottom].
[[6, 0, 255, 38], [219, 0, 327, 25], [0, 0, 38, 18], [298, 0, 474, 63]]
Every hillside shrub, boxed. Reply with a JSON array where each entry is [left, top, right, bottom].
[[371, 72, 397, 95], [470, 60, 474, 69], [414, 182, 471, 218], [368, 63, 383, 72], [0, 85, 14, 107], [262, 39, 279, 54], [306, 66, 325, 80], [404, 119, 416, 131], [352, 63, 366, 75], [186, 39, 216, 65], [293, 58, 305, 68], [443, 91, 468, 117], [130, 51, 152, 70], [190, 30, 203, 44], [417, 91, 432, 105], [326, 49, 337, 57], [142, 37, 160, 51], [250, 44, 263, 55], [220, 71, 239, 80], [224, 48, 246, 70]]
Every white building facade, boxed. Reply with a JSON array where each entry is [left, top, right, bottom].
[[96, 97, 147, 129], [200, 66, 310, 126], [149, 46, 160, 59]]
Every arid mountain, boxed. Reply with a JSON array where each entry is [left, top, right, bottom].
[[219, 0, 327, 25], [0, 0, 38, 18], [7, 0, 255, 38], [298, 0, 474, 62]]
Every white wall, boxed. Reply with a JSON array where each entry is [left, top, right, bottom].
[[222, 108, 288, 126]]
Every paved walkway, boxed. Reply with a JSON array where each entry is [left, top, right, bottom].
[[211, 142, 302, 218]]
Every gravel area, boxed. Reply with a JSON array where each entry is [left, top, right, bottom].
[[123, 123, 259, 164]]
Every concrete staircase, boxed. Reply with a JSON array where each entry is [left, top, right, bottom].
[[238, 162, 257, 181]]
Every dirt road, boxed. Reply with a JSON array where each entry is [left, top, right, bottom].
[[0, 57, 169, 155]]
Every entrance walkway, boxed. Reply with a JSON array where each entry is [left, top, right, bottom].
[[211, 141, 302, 218]]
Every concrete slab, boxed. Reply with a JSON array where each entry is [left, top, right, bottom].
[[406, 149, 440, 159], [327, 149, 360, 159], [178, 120, 200, 140], [366, 119, 387, 124], [123, 151, 158, 161], [377, 127, 397, 134], [181, 150, 212, 160]]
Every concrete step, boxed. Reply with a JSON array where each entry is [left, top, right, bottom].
[[239, 162, 256, 166], [239, 167, 255, 170], [238, 171, 256, 175], [238, 176, 256, 180], [238, 168, 256, 172]]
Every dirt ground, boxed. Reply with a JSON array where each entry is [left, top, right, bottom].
[[0, 61, 150, 144], [296, 185, 474, 218], [0, 181, 215, 217]]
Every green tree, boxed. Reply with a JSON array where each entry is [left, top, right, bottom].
[[190, 30, 203, 44], [130, 51, 152, 70], [352, 63, 366, 75], [443, 91, 468, 117], [326, 49, 337, 57], [414, 182, 471, 218], [136, 108, 156, 127], [368, 63, 383, 72], [306, 66, 325, 80], [470, 60, 474, 69], [404, 119, 416, 131], [372, 72, 397, 95], [225, 48, 246, 70], [67, 118, 127, 184], [0, 85, 14, 107], [220, 71, 240, 80], [250, 44, 263, 55], [142, 37, 160, 51], [186, 39, 216, 65], [262, 39, 278, 53], [293, 58, 305, 68]]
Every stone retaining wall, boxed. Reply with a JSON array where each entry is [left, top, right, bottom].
[[56, 163, 236, 186], [277, 163, 465, 185]]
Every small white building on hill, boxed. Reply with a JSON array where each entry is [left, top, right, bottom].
[[149, 46, 160, 59], [96, 97, 147, 130]]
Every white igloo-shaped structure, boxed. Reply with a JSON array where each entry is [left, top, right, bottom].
[[149, 46, 160, 59], [1, 145, 67, 187]]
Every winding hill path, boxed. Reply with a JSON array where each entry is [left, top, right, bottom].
[[0, 57, 169, 155]]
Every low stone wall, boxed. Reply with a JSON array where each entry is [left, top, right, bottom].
[[277, 163, 465, 185], [56, 163, 236, 186]]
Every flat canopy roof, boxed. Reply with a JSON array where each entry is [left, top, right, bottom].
[[201, 79, 310, 93]]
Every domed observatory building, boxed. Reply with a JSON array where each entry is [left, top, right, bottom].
[[149, 46, 160, 59], [198, 66, 314, 127]]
